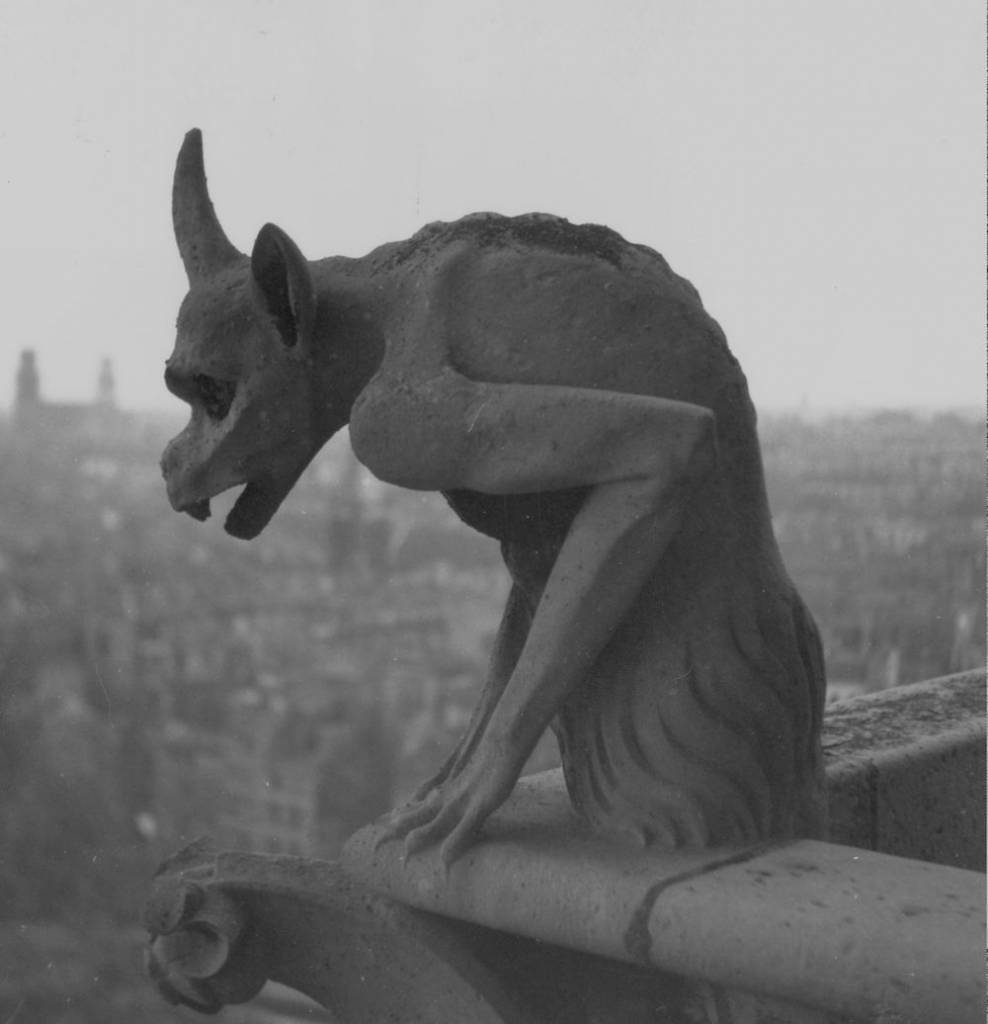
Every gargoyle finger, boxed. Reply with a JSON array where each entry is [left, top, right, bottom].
[[438, 816, 482, 870], [402, 799, 466, 859], [372, 791, 441, 850]]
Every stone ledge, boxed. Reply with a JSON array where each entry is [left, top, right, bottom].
[[344, 672, 986, 1023], [144, 843, 541, 1022], [823, 669, 985, 868], [346, 794, 982, 1023]]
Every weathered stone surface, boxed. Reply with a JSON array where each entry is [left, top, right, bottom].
[[343, 673, 986, 1021], [436, 928, 838, 1024], [144, 840, 537, 1022], [145, 839, 838, 1023], [164, 128, 826, 871], [346, 774, 983, 1023], [144, 675, 984, 1022], [824, 669, 985, 869]]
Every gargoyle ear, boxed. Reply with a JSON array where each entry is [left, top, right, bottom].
[[250, 223, 316, 349]]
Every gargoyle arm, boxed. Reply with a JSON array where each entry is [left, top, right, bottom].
[[352, 370, 717, 865]]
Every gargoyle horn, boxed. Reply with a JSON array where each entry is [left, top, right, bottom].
[[173, 128, 243, 283]]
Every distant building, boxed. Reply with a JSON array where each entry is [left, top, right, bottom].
[[96, 357, 117, 409], [13, 348, 123, 439], [15, 349, 39, 410]]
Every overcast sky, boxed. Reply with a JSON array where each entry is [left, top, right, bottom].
[[0, 1, 983, 415]]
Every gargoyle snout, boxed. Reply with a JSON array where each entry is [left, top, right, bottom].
[[160, 437, 179, 479], [160, 434, 212, 521]]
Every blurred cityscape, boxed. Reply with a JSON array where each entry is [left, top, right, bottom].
[[1, 351, 983, 1022]]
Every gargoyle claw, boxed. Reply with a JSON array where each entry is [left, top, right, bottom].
[[403, 807, 476, 865], [371, 790, 441, 853]]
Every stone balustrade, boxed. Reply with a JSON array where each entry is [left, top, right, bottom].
[[145, 670, 986, 1023]]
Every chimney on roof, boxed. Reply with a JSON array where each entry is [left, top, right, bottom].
[[97, 357, 117, 409], [15, 349, 40, 417]]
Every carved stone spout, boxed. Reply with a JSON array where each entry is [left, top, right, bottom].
[[143, 840, 538, 1021]]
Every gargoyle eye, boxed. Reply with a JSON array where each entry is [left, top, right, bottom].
[[194, 374, 236, 421]]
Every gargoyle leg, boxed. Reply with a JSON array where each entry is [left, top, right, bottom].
[[356, 378, 716, 865]]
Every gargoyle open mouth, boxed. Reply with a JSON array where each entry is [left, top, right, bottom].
[[177, 478, 286, 541], [223, 479, 282, 540]]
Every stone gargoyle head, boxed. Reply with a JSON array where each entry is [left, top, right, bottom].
[[160, 129, 340, 540]]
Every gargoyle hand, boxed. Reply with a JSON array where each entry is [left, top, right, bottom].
[[377, 737, 518, 869]]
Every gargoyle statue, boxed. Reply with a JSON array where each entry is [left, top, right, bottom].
[[162, 129, 827, 867]]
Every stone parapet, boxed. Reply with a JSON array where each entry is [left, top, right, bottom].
[[824, 669, 985, 869], [345, 786, 982, 1023], [143, 841, 538, 1022], [146, 672, 987, 1023]]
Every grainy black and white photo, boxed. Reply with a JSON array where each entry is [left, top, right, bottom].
[[0, 2, 983, 1022]]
